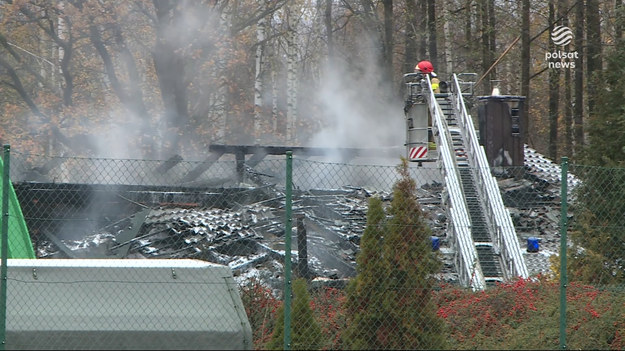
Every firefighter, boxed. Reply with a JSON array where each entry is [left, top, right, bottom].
[[414, 60, 438, 92], [414, 60, 435, 75], [431, 73, 440, 93], [414, 60, 437, 143]]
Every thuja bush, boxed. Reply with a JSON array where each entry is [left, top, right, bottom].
[[266, 278, 324, 350], [342, 158, 447, 350]]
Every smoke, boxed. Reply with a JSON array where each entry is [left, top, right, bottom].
[[308, 52, 405, 152], [90, 111, 146, 160], [90, 3, 221, 161], [288, 40, 409, 189], [13, 3, 408, 167]]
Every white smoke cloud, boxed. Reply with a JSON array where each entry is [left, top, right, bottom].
[[308, 55, 405, 151]]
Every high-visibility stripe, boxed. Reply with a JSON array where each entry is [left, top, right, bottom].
[[409, 146, 428, 160]]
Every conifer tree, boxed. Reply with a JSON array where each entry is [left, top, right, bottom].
[[582, 40, 625, 167], [266, 278, 324, 350], [343, 196, 388, 349], [569, 41, 625, 284], [381, 158, 446, 349], [343, 158, 447, 349]]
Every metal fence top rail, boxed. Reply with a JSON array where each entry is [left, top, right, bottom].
[[6, 258, 226, 268]]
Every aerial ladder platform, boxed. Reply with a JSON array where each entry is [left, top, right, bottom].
[[403, 72, 528, 290]]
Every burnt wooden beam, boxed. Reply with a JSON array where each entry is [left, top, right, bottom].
[[245, 149, 269, 168], [180, 151, 224, 183], [209, 144, 403, 158], [155, 154, 183, 174], [235, 150, 245, 183], [296, 214, 309, 279]]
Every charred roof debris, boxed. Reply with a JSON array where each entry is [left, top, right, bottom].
[[12, 145, 573, 293]]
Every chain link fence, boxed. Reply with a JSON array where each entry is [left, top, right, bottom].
[[1, 147, 624, 349]]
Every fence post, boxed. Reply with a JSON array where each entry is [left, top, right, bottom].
[[283, 151, 293, 350], [559, 156, 568, 350], [0, 145, 10, 350]]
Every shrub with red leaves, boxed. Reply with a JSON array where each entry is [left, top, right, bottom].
[[310, 287, 347, 350], [433, 276, 625, 350], [239, 278, 282, 348]]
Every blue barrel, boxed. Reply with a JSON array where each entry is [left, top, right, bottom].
[[431, 236, 440, 251], [527, 237, 540, 252]]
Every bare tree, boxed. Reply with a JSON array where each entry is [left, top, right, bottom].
[[442, 0, 454, 76], [479, 0, 496, 94], [560, 0, 573, 157], [325, 0, 335, 60], [286, 3, 297, 143], [254, 1, 267, 144], [68, 1, 153, 154], [616, 0, 624, 40], [465, 0, 474, 62], [427, 0, 437, 68], [574, 0, 584, 154], [151, 0, 193, 155], [12, 2, 75, 108], [586, 0, 602, 117], [404, 0, 417, 73], [521, 0, 530, 145], [548, 0, 559, 159], [382, 0, 393, 83], [419, 0, 427, 58]]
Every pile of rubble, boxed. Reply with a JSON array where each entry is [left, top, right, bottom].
[[36, 147, 571, 291]]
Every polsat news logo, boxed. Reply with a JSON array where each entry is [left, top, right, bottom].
[[545, 25, 578, 69]]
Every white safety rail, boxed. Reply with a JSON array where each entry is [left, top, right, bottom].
[[424, 78, 485, 291], [449, 74, 529, 280]]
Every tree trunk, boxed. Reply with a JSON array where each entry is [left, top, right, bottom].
[[0, 56, 45, 119], [254, 2, 267, 144], [271, 66, 279, 134], [586, 0, 601, 118], [19, 3, 74, 107], [574, 0, 584, 154], [418, 0, 427, 59], [56, 6, 73, 107], [548, 1, 559, 160], [359, 0, 385, 82], [286, 6, 297, 143], [564, 62, 572, 157], [521, 0, 530, 145], [479, 0, 493, 94], [442, 0, 454, 76], [465, 0, 473, 58], [616, 0, 624, 41], [87, 22, 149, 117], [488, 0, 496, 80], [153, 0, 190, 156], [214, 8, 232, 145], [14, 3, 79, 154], [427, 0, 437, 68], [325, 0, 334, 60], [405, 0, 417, 73], [383, 0, 394, 83], [560, 0, 572, 157]]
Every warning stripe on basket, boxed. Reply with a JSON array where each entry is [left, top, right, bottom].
[[409, 146, 428, 160]]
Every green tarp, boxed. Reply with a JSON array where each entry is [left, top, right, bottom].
[[0, 157, 35, 259]]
